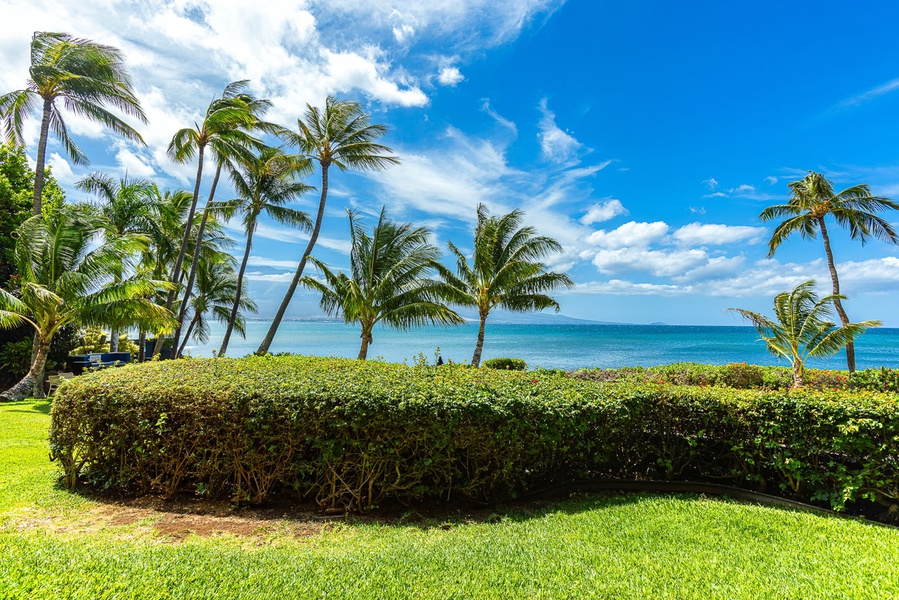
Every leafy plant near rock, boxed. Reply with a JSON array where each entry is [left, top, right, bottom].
[[50, 356, 899, 514]]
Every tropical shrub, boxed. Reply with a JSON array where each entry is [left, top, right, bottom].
[[482, 357, 527, 371], [50, 357, 899, 514]]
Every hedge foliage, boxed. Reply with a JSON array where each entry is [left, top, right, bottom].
[[570, 362, 899, 393], [50, 356, 899, 512], [482, 357, 527, 371]]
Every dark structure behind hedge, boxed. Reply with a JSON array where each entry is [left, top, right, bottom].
[[49, 356, 899, 511]]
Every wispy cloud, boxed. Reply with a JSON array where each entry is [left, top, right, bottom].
[[537, 98, 582, 163], [832, 76, 899, 112]]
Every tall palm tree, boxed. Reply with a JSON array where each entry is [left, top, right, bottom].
[[171, 83, 283, 354], [256, 96, 399, 355], [158, 81, 271, 357], [76, 172, 159, 351], [435, 204, 574, 367], [177, 251, 255, 357], [728, 281, 879, 389], [0, 207, 174, 400], [304, 209, 462, 360], [217, 148, 312, 357], [760, 171, 899, 372], [0, 32, 147, 216]]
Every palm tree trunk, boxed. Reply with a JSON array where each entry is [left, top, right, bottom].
[[178, 313, 199, 357], [471, 312, 488, 367], [790, 360, 804, 391], [171, 165, 221, 354], [819, 217, 855, 373], [256, 162, 329, 355], [357, 327, 373, 360], [154, 144, 206, 359], [1, 335, 51, 401], [109, 326, 119, 353], [137, 330, 146, 362], [219, 223, 255, 357], [32, 98, 53, 216]]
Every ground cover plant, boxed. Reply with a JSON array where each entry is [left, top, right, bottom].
[[4, 398, 899, 599], [50, 356, 899, 516]]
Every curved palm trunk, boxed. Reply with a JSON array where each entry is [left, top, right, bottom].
[[1, 335, 50, 401], [791, 360, 804, 390], [256, 163, 329, 355], [153, 144, 206, 358], [471, 311, 488, 367], [178, 313, 199, 357], [818, 217, 855, 373], [32, 98, 53, 216], [219, 223, 255, 357], [357, 326, 373, 360], [171, 164, 222, 354]]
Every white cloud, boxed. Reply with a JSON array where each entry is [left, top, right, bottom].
[[702, 177, 718, 190], [45, 153, 77, 185], [580, 199, 628, 225], [672, 223, 766, 246], [481, 98, 518, 135], [244, 271, 296, 282], [437, 67, 464, 86], [764, 176, 778, 185], [729, 184, 756, 194], [537, 98, 581, 163], [115, 147, 156, 178], [702, 191, 727, 198], [585, 221, 669, 249], [591, 247, 711, 277]]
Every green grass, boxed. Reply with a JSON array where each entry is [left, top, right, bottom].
[[2, 399, 899, 599]]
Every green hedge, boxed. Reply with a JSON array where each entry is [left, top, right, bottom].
[[49, 357, 899, 512], [482, 357, 527, 370], [570, 362, 899, 392]]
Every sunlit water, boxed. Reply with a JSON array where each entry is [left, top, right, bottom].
[[184, 321, 899, 371]]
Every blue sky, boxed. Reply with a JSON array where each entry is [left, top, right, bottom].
[[3, 0, 899, 325]]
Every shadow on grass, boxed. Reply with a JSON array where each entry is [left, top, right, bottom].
[[2, 399, 52, 415]]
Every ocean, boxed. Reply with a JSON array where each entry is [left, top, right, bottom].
[[184, 321, 899, 371]]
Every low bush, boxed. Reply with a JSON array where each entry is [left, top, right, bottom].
[[569, 362, 896, 393], [482, 357, 527, 370], [50, 357, 899, 513]]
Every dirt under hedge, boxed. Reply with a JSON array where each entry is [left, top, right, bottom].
[[49, 356, 899, 512]]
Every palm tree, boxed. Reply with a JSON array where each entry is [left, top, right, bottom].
[[171, 83, 283, 354], [217, 148, 312, 357], [256, 96, 399, 355], [76, 172, 159, 352], [158, 81, 272, 356], [177, 251, 255, 357], [303, 209, 463, 360], [728, 281, 879, 389], [760, 171, 899, 373], [435, 204, 574, 367], [0, 207, 175, 400], [0, 32, 147, 216]]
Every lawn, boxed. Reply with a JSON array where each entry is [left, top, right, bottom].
[[1, 399, 898, 599]]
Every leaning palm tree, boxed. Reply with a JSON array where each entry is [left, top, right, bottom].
[[0, 207, 175, 400], [76, 172, 159, 351], [0, 32, 147, 216], [727, 281, 879, 389], [760, 171, 899, 373], [158, 81, 273, 357], [217, 148, 312, 357], [304, 209, 462, 360], [171, 83, 283, 354], [256, 96, 399, 355], [435, 204, 574, 367]]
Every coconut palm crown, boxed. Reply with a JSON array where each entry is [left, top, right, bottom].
[[760, 171, 899, 372], [0, 32, 147, 216], [303, 208, 462, 360], [435, 204, 574, 367], [727, 280, 879, 389]]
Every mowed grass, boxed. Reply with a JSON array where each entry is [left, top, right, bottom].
[[1, 400, 898, 599]]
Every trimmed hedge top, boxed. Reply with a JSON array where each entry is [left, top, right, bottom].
[[50, 356, 899, 513]]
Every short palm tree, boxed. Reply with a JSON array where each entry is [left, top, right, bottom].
[[0, 32, 147, 216], [727, 281, 879, 389], [435, 204, 574, 367], [177, 252, 255, 357], [256, 96, 398, 355], [0, 208, 175, 400], [303, 209, 462, 360], [761, 171, 899, 372], [217, 148, 312, 357], [76, 172, 159, 352]]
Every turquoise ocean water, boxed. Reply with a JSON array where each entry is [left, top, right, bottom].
[[186, 321, 899, 371]]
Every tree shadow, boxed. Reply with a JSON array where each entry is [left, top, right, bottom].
[[2, 399, 52, 415]]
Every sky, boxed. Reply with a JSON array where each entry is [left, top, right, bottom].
[[3, 0, 899, 326]]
